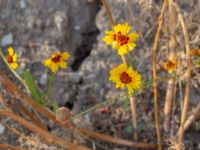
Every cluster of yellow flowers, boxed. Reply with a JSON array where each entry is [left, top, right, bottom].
[[6, 47, 70, 73], [103, 22, 141, 94], [5, 22, 178, 94]]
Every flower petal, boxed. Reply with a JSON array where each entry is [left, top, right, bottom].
[[8, 47, 14, 55], [43, 59, 51, 67], [61, 52, 70, 60], [129, 32, 139, 41], [124, 22, 131, 34], [103, 36, 114, 45], [105, 30, 114, 35], [50, 63, 59, 73], [118, 45, 128, 56], [13, 53, 17, 62], [59, 61, 67, 68], [10, 63, 18, 70]]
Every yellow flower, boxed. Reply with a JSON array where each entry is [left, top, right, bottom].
[[103, 22, 139, 56], [109, 64, 141, 94], [190, 49, 200, 56], [6, 47, 18, 70], [43, 51, 70, 73], [161, 57, 178, 73]]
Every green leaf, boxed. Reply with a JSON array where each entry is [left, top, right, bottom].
[[48, 75, 55, 82], [125, 124, 133, 133], [194, 59, 200, 68], [52, 101, 59, 112], [138, 122, 147, 132], [141, 78, 153, 89], [122, 96, 130, 110], [22, 70, 42, 103]]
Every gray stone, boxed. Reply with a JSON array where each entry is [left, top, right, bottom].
[[39, 73, 48, 85], [0, 124, 5, 135], [1, 33, 13, 47], [20, 0, 26, 9], [69, 72, 81, 84]]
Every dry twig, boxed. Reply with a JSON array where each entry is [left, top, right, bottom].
[[0, 109, 90, 150], [184, 102, 200, 132], [152, 0, 168, 149], [164, 0, 178, 133], [0, 143, 22, 150], [172, 2, 191, 149]]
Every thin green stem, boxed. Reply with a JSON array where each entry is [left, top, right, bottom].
[[71, 99, 113, 120], [0, 49, 29, 92]]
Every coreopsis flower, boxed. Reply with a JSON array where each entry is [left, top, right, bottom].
[[103, 22, 139, 56], [43, 51, 70, 73], [190, 49, 200, 56], [161, 57, 178, 73], [6, 47, 18, 70], [109, 64, 141, 94]]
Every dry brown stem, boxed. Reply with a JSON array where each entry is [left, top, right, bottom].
[[18, 103, 47, 130], [0, 109, 90, 150], [152, 0, 168, 149], [4, 123, 47, 148], [0, 143, 22, 150], [164, 0, 177, 132], [78, 128, 157, 149], [130, 96, 138, 140], [101, 0, 115, 26], [0, 90, 46, 130], [172, 2, 191, 150], [184, 102, 200, 132]]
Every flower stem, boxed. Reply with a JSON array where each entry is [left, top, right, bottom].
[[71, 99, 112, 120], [121, 55, 128, 67], [130, 95, 138, 139]]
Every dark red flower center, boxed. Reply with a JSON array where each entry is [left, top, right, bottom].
[[120, 72, 132, 84], [113, 31, 129, 46], [6, 55, 13, 63], [51, 54, 61, 63], [166, 61, 175, 69]]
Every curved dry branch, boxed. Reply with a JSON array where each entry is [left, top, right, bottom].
[[152, 0, 168, 149]]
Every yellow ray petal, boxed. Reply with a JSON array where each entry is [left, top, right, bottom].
[[118, 45, 128, 56], [8, 47, 14, 55], [50, 63, 59, 73], [10, 63, 18, 70], [13, 53, 17, 62], [61, 52, 70, 60], [43, 59, 51, 67], [103, 36, 114, 45], [59, 61, 67, 69], [129, 32, 139, 41]]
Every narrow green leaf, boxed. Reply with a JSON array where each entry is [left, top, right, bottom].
[[125, 124, 133, 133], [22, 70, 42, 103]]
